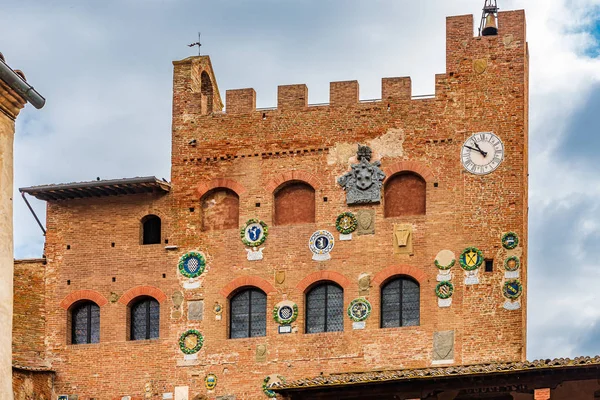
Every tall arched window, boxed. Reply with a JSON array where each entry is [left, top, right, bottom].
[[130, 296, 160, 340], [274, 181, 315, 225], [229, 288, 267, 339], [384, 172, 426, 218], [141, 215, 161, 245], [305, 282, 343, 334], [70, 301, 100, 345], [381, 277, 420, 328], [201, 188, 239, 231]]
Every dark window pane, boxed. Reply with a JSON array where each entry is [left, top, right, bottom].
[[402, 279, 420, 326], [131, 298, 159, 340], [306, 283, 344, 334], [149, 299, 160, 339], [250, 291, 267, 337], [381, 278, 420, 328], [143, 216, 161, 245], [230, 290, 250, 339], [326, 285, 344, 332], [230, 289, 266, 339], [71, 302, 100, 345], [90, 304, 100, 343], [381, 279, 401, 328], [306, 285, 326, 333]]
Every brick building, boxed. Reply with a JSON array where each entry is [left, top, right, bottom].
[[14, 6, 600, 400]]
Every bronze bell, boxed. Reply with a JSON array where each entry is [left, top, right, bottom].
[[482, 14, 498, 36]]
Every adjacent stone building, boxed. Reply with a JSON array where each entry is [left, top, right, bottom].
[[15, 6, 599, 400], [0, 52, 46, 400]]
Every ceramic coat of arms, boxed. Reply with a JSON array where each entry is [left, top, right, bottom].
[[309, 230, 335, 261], [338, 145, 386, 205]]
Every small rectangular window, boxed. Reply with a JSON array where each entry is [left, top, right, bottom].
[[485, 259, 494, 272]]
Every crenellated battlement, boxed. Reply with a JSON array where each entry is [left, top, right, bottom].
[[172, 10, 525, 118]]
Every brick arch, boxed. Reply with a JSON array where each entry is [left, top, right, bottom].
[[383, 161, 435, 183], [60, 290, 108, 310], [372, 264, 427, 287], [118, 285, 168, 305], [265, 170, 322, 193], [197, 178, 247, 199], [220, 276, 277, 298], [296, 271, 352, 293]]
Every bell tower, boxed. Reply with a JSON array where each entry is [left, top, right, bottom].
[[480, 0, 499, 36]]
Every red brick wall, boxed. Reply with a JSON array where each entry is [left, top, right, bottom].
[[274, 182, 316, 225], [12, 368, 54, 399], [13, 259, 46, 367], [384, 173, 427, 217], [201, 188, 239, 231], [37, 10, 528, 400]]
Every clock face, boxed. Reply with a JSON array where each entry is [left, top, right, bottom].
[[461, 132, 504, 175]]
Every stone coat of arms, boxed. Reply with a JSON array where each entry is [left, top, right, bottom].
[[338, 145, 386, 205]]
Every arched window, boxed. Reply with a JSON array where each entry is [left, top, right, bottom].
[[381, 277, 420, 328], [306, 282, 343, 334], [274, 181, 315, 225], [384, 172, 426, 218], [201, 188, 239, 231], [141, 215, 161, 245], [229, 288, 267, 339], [70, 301, 100, 345], [130, 296, 160, 340], [201, 71, 214, 114]]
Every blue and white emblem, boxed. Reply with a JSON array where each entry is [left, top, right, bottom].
[[309, 230, 335, 261], [240, 219, 268, 261]]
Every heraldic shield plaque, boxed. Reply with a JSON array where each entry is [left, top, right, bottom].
[[338, 145, 386, 205]]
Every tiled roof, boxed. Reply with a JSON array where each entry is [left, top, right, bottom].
[[20, 176, 171, 201], [273, 356, 600, 391]]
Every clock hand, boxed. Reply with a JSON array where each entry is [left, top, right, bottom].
[[464, 145, 487, 157], [471, 141, 488, 157]]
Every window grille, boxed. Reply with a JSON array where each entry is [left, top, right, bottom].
[[142, 215, 161, 245], [306, 283, 344, 333], [131, 297, 160, 340], [381, 277, 420, 328], [71, 301, 100, 344], [230, 289, 267, 339]]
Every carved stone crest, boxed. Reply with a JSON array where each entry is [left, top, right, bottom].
[[338, 145, 386, 205], [356, 210, 375, 235], [433, 330, 455, 363]]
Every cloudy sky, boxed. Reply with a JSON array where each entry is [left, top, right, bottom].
[[2, 0, 600, 361]]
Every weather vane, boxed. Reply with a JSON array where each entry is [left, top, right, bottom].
[[188, 32, 202, 56]]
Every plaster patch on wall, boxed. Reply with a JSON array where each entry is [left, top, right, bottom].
[[369, 128, 405, 160], [327, 142, 357, 166], [327, 128, 404, 166]]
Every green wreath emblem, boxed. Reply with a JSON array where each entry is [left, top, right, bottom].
[[335, 212, 358, 234], [501, 232, 519, 249], [272, 303, 298, 325], [263, 375, 285, 398], [347, 298, 372, 322], [434, 258, 455, 271], [459, 247, 484, 271], [503, 280, 523, 300], [178, 251, 206, 278], [240, 219, 268, 247], [435, 282, 454, 299], [178, 329, 204, 354], [504, 256, 520, 271]]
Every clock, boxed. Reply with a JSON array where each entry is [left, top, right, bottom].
[[461, 132, 504, 175]]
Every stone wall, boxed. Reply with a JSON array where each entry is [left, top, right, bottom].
[[37, 10, 528, 400]]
